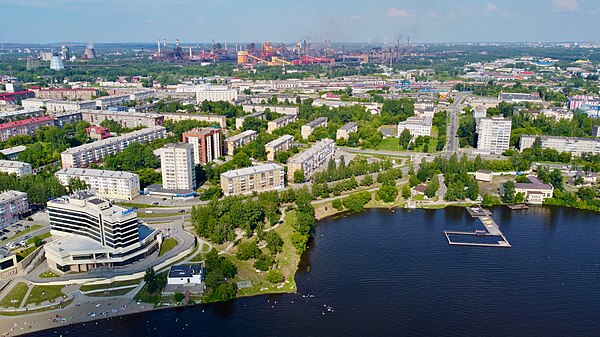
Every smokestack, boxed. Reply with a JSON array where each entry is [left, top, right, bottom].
[[176, 38, 179, 48], [189, 47, 192, 58], [157, 39, 161, 54], [163, 38, 167, 54]]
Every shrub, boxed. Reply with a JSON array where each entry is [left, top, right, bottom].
[[267, 270, 284, 283]]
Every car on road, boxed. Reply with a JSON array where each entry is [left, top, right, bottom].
[[145, 210, 153, 214], [179, 209, 186, 213], [151, 202, 159, 206]]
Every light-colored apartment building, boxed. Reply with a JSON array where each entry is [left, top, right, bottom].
[[519, 135, 600, 156], [158, 143, 196, 191], [182, 127, 222, 165], [162, 113, 227, 129], [0, 160, 33, 177], [0, 116, 55, 141], [397, 117, 432, 138], [242, 105, 299, 116], [81, 110, 164, 128], [265, 135, 295, 161], [55, 168, 140, 201], [301, 117, 328, 140], [33, 88, 98, 101], [287, 138, 335, 180], [61, 126, 167, 168], [45, 100, 96, 113], [220, 163, 285, 196], [476, 117, 512, 154], [235, 111, 266, 129], [0, 191, 29, 227], [224, 130, 258, 155], [336, 122, 358, 140], [196, 85, 238, 103], [267, 115, 297, 133]]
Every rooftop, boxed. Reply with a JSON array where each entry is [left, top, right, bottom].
[[168, 264, 203, 279], [0, 160, 30, 168], [304, 117, 328, 128], [288, 138, 334, 164], [338, 122, 358, 131], [0, 146, 27, 156], [0, 116, 54, 130], [225, 130, 257, 142], [514, 176, 554, 190], [62, 126, 166, 154], [0, 190, 27, 202], [265, 134, 294, 147], [221, 163, 284, 179], [56, 168, 138, 180]]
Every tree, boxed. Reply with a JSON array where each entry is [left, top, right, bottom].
[[424, 178, 439, 198], [174, 292, 185, 302], [502, 181, 516, 204], [144, 268, 160, 294], [409, 174, 420, 187], [360, 174, 373, 186], [253, 254, 273, 271], [33, 237, 43, 247], [235, 240, 261, 260], [377, 183, 398, 203], [549, 169, 564, 191], [264, 231, 284, 254], [293, 170, 305, 183], [267, 270, 284, 283], [67, 178, 87, 193], [398, 129, 412, 149], [332, 199, 344, 210], [401, 184, 411, 199], [290, 232, 308, 254]]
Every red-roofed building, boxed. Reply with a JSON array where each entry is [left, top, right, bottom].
[[0, 91, 35, 102], [86, 125, 111, 140], [321, 92, 342, 100], [0, 116, 55, 141]]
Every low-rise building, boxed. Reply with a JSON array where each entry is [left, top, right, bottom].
[[0, 146, 26, 160], [167, 264, 204, 285], [221, 163, 285, 196], [519, 135, 600, 156], [242, 105, 298, 115], [287, 138, 335, 180], [45, 191, 160, 274], [86, 125, 111, 140], [81, 110, 164, 128], [45, 100, 96, 113], [162, 113, 227, 129], [474, 169, 493, 182], [0, 160, 32, 177], [224, 130, 258, 155], [264, 135, 295, 161], [336, 122, 358, 140], [498, 93, 542, 103], [61, 126, 167, 168], [182, 127, 222, 165], [53, 111, 83, 127], [512, 176, 554, 205], [267, 115, 297, 133], [0, 108, 44, 122], [55, 168, 140, 201], [0, 191, 29, 227], [397, 117, 432, 138], [592, 125, 600, 137], [20, 98, 52, 110], [235, 111, 266, 129], [33, 88, 98, 101], [301, 117, 328, 140], [95, 94, 132, 110], [0, 116, 55, 141]]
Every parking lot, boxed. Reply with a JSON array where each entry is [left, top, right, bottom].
[[0, 211, 51, 253]]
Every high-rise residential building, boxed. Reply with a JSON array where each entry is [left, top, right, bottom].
[[221, 164, 285, 196], [301, 117, 328, 140], [61, 126, 167, 168], [196, 85, 238, 103], [182, 127, 222, 165], [336, 122, 358, 140], [224, 130, 258, 155], [287, 138, 335, 180], [264, 135, 295, 161], [0, 160, 33, 177], [397, 117, 432, 138], [44, 191, 159, 274], [158, 143, 196, 190], [55, 168, 141, 201], [0, 191, 29, 228], [476, 117, 512, 154]]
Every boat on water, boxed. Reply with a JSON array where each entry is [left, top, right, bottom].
[[474, 230, 487, 237]]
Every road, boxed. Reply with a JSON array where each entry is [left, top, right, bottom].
[[445, 92, 469, 156]]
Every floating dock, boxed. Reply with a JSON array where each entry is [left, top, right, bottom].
[[508, 204, 529, 210], [444, 207, 511, 248]]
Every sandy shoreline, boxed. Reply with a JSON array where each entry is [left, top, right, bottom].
[[0, 297, 156, 336]]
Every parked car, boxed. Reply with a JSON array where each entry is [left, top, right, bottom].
[[145, 210, 153, 214], [151, 202, 159, 206]]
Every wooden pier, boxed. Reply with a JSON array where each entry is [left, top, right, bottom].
[[444, 206, 511, 248]]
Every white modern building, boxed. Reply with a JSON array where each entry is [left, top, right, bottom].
[[0, 191, 29, 228], [196, 85, 238, 103], [397, 117, 432, 138], [167, 264, 204, 285], [61, 126, 167, 168], [476, 117, 512, 154], [55, 168, 140, 201], [45, 191, 160, 274], [157, 143, 196, 190], [0, 160, 32, 177]]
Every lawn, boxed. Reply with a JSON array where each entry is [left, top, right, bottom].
[[15, 246, 37, 261], [0, 225, 43, 245], [24, 285, 65, 306], [376, 137, 402, 151], [26, 232, 51, 245], [79, 278, 142, 292], [86, 288, 134, 297], [159, 237, 178, 256], [38, 271, 58, 279], [0, 282, 29, 308]]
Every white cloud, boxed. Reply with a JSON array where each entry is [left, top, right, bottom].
[[349, 15, 364, 21], [387, 8, 410, 17], [551, 0, 579, 12], [485, 3, 499, 13], [428, 11, 440, 18]]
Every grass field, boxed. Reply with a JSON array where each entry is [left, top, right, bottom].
[[79, 278, 142, 292], [26, 232, 51, 245], [159, 237, 178, 256], [38, 271, 58, 279], [0, 282, 28, 308], [24, 285, 65, 306], [376, 136, 439, 153]]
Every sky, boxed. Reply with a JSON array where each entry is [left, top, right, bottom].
[[1, 0, 598, 44]]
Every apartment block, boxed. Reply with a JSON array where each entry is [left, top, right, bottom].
[[336, 122, 358, 140], [267, 115, 297, 133], [397, 117, 432, 138], [242, 105, 299, 116], [33, 88, 98, 101], [301, 117, 328, 140], [0, 160, 33, 177], [235, 111, 266, 129], [162, 113, 227, 129], [0, 108, 44, 122], [519, 135, 600, 156], [182, 127, 223, 165], [224, 130, 258, 155], [265, 135, 295, 161], [0, 116, 55, 141], [196, 85, 238, 103], [45, 100, 96, 113], [0, 191, 29, 227], [81, 110, 164, 128], [158, 143, 196, 190], [287, 138, 335, 180], [476, 117, 512, 154], [221, 163, 285, 196], [61, 126, 167, 168], [55, 168, 140, 201]]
